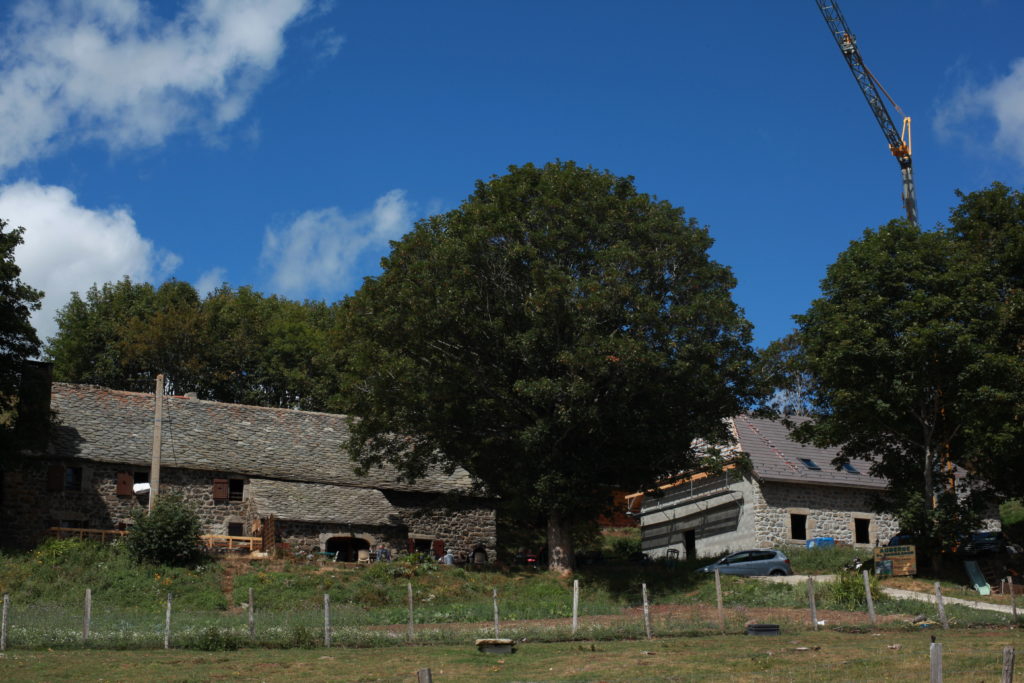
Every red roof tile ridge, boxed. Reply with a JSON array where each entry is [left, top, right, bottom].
[[737, 414, 800, 474]]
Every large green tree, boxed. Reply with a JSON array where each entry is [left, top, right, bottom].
[[45, 279, 343, 410], [785, 186, 1024, 558], [339, 161, 759, 572], [0, 220, 43, 436]]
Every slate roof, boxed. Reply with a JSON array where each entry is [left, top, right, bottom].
[[248, 479, 405, 525], [47, 383, 473, 494], [732, 414, 887, 491]]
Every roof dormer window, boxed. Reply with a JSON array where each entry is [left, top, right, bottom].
[[799, 458, 821, 471]]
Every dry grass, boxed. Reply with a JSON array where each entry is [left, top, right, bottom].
[[2, 629, 1021, 681]]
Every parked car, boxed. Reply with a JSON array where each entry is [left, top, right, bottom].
[[958, 531, 1019, 556], [696, 549, 793, 576]]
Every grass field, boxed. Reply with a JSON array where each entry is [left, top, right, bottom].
[[2, 630, 1021, 681]]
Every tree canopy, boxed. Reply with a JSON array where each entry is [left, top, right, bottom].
[[45, 279, 345, 411], [781, 183, 1024, 556], [339, 161, 759, 571], [0, 220, 43, 437]]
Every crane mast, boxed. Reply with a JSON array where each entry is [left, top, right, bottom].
[[815, 1, 919, 226]]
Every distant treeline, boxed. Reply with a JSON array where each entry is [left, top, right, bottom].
[[45, 278, 350, 412]]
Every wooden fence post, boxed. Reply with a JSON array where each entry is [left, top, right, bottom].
[[1, 593, 9, 651], [407, 582, 415, 642], [714, 569, 724, 633], [641, 583, 653, 640], [930, 640, 943, 683], [492, 588, 500, 638], [862, 570, 876, 626], [83, 588, 91, 642], [1002, 646, 1015, 683], [1009, 576, 1018, 621], [417, 668, 433, 683], [248, 587, 255, 638], [808, 577, 818, 631], [323, 593, 331, 648], [572, 579, 579, 636], [164, 592, 172, 650], [934, 582, 949, 630]]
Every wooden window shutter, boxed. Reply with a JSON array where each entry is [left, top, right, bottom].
[[431, 539, 445, 559], [116, 472, 133, 496], [212, 478, 229, 501], [406, 538, 416, 554], [46, 465, 64, 492]]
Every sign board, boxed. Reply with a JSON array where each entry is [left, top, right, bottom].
[[874, 544, 916, 576]]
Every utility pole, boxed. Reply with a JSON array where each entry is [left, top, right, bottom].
[[149, 374, 164, 512]]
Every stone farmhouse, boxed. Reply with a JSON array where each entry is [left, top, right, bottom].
[[632, 414, 901, 560], [0, 378, 496, 561]]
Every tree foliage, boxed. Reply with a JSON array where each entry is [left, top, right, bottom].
[[779, 183, 1024, 556], [0, 219, 43, 435], [125, 495, 203, 567], [45, 279, 345, 410], [340, 161, 759, 571]]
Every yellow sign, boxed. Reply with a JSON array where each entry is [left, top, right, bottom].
[[874, 545, 917, 576]]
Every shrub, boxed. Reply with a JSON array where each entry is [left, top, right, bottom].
[[125, 495, 203, 567], [821, 570, 881, 611]]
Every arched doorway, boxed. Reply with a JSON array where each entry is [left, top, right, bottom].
[[324, 536, 370, 562]]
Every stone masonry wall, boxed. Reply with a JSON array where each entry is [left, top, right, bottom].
[[385, 491, 498, 561], [1, 460, 250, 548], [752, 480, 900, 548]]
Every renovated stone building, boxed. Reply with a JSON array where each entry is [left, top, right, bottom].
[[633, 415, 901, 560], [0, 380, 496, 560]]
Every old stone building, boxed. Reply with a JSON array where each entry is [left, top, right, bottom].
[[0, 381, 496, 560], [634, 415, 901, 560]]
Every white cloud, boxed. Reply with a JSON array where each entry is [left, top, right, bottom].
[[935, 58, 1024, 166], [0, 0, 310, 171], [261, 190, 413, 298], [196, 267, 227, 297], [0, 180, 180, 342]]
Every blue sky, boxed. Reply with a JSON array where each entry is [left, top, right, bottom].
[[2, 1, 1022, 348]]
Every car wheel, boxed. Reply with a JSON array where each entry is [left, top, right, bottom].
[[769, 569, 785, 576]]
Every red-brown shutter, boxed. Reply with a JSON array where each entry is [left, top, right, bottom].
[[212, 478, 229, 500], [406, 538, 416, 554], [431, 539, 445, 559], [46, 465, 64, 492], [116, 472, 133, 496]]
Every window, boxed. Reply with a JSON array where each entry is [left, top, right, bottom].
[[64, 467, 83, 491], [841, 462, 860, 474], [134, 471, 149, 484], [227, 522, 244, 537], [790, 513, 807, 541], [229, 478, 244, 501], [854, 518, 871, 544], [212, 478, 229, 501], [799, 458, 821, 471]]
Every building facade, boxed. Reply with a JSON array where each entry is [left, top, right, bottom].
[[1, 381, 496, 561], [635, 415, 901, 560]]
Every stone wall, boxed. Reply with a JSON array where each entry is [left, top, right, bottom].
[[385, 491, 497, 562], [1, 459, 250, 548], [753, 480, 900, 548]]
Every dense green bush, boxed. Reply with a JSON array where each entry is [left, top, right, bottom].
[[821, 570, 882, 611], [125, 495, 203, 567]]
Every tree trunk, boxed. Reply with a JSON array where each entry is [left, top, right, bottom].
[[547, 510, 575, 576]]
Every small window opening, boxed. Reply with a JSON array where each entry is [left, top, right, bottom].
[[227, 522, 244, 537], [229, 478, 244, 501], [791, 513, 807, 541], [799, 458, 821, 471], [854, 518, 871, 544], [64, 467, 83, 491], [134, 471, 149, 484]]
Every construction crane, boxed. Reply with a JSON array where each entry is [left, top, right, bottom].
[[815, 1, 918, 226]]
